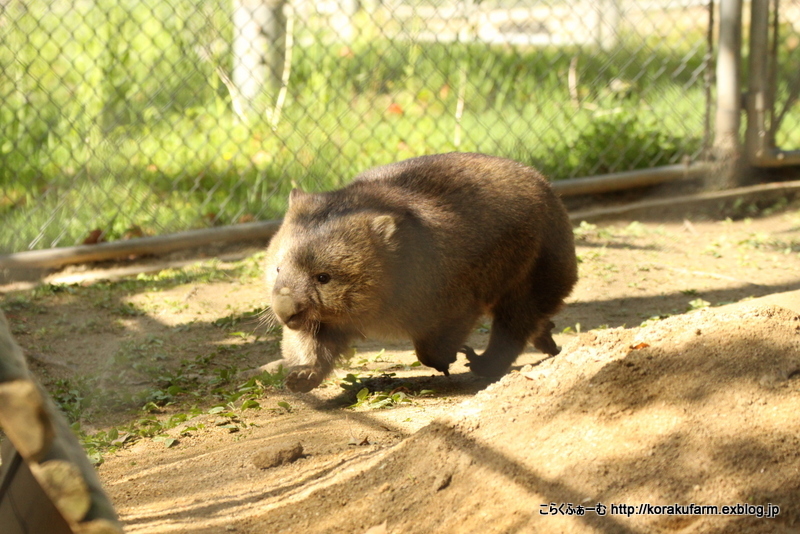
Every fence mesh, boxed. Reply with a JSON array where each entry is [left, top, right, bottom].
[[769, 0, 800, 151], [0, 0, 713, 254]]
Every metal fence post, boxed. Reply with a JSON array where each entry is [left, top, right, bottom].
[[745, 0, 771, 164], [232, 0, 288, 116], [596, 0, 621, 50], [744, 0, 800, 166], [713, 0, 744, 188]]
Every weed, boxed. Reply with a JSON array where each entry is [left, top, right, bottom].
[[476, 322, 491, 334], [640, 313, 673, 327], [576, 249, 606, 264], [31, 284, 77, 298], [574, 221, 614, 241], [340, 373, 433, 409], [687, 298, 711, 311], [355, 348, 392, 366], [350, 386, 434, 410], [113, 302, 146, 317], [618, 221, 648, 238], [64, 366, 288, 464], [562, 323, 582, 334], [340, 373, 368, 392]]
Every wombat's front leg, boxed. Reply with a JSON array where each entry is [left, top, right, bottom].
[[281, 327, 350, 393], [284, 364, 326, 393]]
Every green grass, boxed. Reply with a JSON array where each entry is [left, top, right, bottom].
[[0, 0, 734, 252]]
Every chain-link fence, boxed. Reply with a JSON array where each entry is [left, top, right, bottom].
[[1, 0, 715, 254], [755, 0, 800, 152]]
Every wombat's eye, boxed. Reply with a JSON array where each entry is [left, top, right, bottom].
[[316, 273, 331, 284], [276, 266, 281, 273]]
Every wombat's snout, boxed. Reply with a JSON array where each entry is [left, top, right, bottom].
[[272, 287, 306, 329]]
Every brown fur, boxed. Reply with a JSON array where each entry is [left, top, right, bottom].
[[264, 152, 577, 392]]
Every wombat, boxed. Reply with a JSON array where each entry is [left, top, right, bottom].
[[264, 152, 577, 392]]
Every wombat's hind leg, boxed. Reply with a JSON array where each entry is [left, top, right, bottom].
[[532, 320, 560, 356], [465, 291, 544, 377], [413, 318, 477, 376], [463, 320, 527, 377]]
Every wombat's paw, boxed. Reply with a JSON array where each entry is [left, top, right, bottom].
[[461, 346, 508, 378], [460, 345, 479, 361], [285, 367, 323, 393], [532, 333, 560, 356], [532, 321, 560, 356]]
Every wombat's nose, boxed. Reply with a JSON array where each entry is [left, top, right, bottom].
[[272, 290, 305, 329]]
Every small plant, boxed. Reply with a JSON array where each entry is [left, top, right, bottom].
[[31, 283, 76, 298], [687, 298, 711, 311], [351, 387, 413, 409], [342, 373, 434, 410], [640, 313, 673, 327], [350, 386, 434, 410], [476, 322, 491, 334], [562, 323, 582, 334], [339, 373, 367, 392], [355, 348, 392, 366], [113, 302, 146, 317]]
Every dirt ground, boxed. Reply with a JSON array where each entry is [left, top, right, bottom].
[[3, 186, 800, 533]]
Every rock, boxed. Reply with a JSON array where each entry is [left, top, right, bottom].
[[252, 442, 303, 469]]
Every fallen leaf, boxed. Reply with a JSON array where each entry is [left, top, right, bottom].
[[348, 436, 371, 446], [83, 229, 105, 245], [387, 102, 403, 115], [123, 225, 144, 240]]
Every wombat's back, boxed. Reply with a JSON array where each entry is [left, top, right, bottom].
[[351, 152, 575, 301]]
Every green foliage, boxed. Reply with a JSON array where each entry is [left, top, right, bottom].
[[0, 1, 719, 252], [340, 373, 434, 410], [50, 353, 288, 464], [349, 386, 435, 410], [687, 298, 711, 311]]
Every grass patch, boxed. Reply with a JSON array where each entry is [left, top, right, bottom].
[[53, 365, 289, 464], [0, 0, 718, 252]]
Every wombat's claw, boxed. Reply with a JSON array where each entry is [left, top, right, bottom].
[[285, 367, 322, 393]]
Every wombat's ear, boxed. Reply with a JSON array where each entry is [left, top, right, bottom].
[[370, 215, 396, 243], [288, 188, 308, 209]]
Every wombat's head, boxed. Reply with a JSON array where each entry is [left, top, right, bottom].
[[265, 189, 398, 331]]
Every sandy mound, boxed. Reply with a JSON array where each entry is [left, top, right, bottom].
[[248, 303, 800, 534]]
